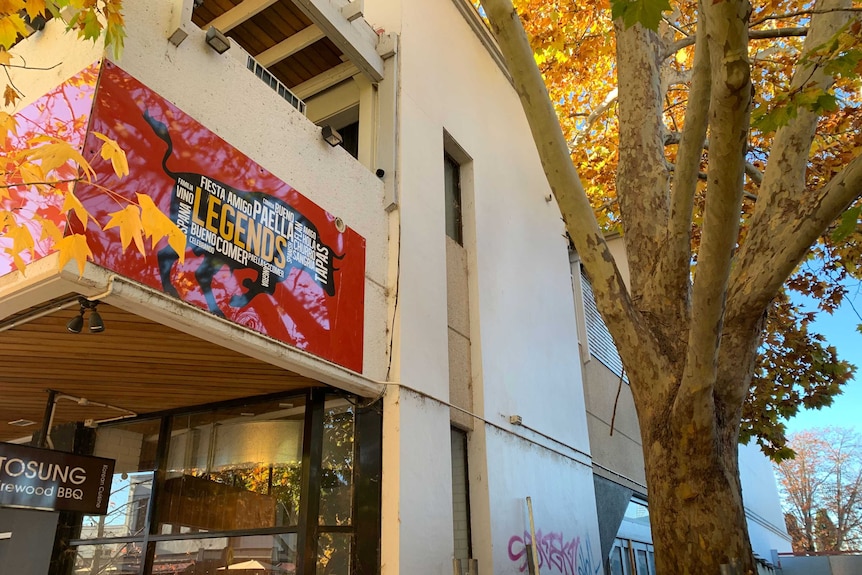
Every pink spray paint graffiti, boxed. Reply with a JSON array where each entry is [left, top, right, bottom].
[[508, 530, 600, 575]]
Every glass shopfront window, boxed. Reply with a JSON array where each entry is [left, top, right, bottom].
[[69, 390, 379, 575], [80, 419, 161, 541], [160, 397, 306, 534]]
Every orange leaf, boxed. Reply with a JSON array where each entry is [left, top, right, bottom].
[[55, 233, 93, 277], [3, 84, 19, 107], [92, 132, 129, 178], [104, 204, 145, 256]]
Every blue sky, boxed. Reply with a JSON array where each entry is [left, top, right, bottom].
[[781, 286, 862, 436]]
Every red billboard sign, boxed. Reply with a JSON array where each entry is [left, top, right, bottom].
[[71, 62, 366, 371], [5, 62, 365, 371]]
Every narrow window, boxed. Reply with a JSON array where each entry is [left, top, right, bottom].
[[444, 153, 463, 245], [451, 428, 472, 563]]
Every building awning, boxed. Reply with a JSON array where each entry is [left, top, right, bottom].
[[0, 257, 383, 443]]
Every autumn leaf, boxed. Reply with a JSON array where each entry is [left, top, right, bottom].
[[0, 49, 11, 66], [92, 132, 129, 178], [26, 137, 94, 179], [34, 214, 63, 244], [138, 193, 186, 261], [54, 233, 93, 277], [23, 0, 47, 20], [0, 11, 28, 51], [3, 84, 19, 107], [0, 110, 16, 146], [62, 190, 91, 229], [3, 219, 34, 272], [104, 204, 145, 256]]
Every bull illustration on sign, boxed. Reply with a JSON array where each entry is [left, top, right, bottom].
[[143, 110, 342, 317]]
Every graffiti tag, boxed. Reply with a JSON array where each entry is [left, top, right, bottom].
[[507, 530, 600, 575]]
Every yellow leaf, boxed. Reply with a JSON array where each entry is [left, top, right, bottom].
[[27, 139, 94, 179], [104, 204, 145, 256], [62, 190, 91, 229], [92, 132, 129, 178], [0, 12, 28, 51], [18, 162, 46, 189], [3, 84, 19, 107], [138, 193, 186, 262], [34, 214, 63, 243], [24, 0, 46, 21], [0, 111, 16, 147], [54, 233, 93, 277], [4, 219, 34, 264], [0, 50, 10, 66]]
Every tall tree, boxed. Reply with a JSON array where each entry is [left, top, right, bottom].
[[477, 0, 862, 572], [776, 428, 862, 552]]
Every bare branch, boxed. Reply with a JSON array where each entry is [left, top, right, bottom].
[[664, 27, 808, 60], [750, 7, 862, 28], [570, 87, 618, 148]]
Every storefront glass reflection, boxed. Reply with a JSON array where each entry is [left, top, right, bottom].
[[69, 392, 369, 575], [80, 420, 161, 541], [161, 399, 306, 533]]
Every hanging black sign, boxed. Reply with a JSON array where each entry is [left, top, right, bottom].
[[0, 442, 114, 515]]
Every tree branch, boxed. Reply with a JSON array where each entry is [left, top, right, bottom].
[[570, 87, 618, 148], [673, 0, 751, 425], [478, 0, 659, 381], [729, 0, 858, 325], [613, 20, 671, 312], [750, 7, 862, 28], [664, 9, 710, 330], [722, 0, 859, 410], [664, 27, 808, 60]]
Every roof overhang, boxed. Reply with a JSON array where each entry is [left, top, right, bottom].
[[0, 257, 383, 442]]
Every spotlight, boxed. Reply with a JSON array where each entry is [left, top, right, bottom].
[[321, 125, 343, 147], [205, 26, 231, 54], [66, 310, 84, 334], [67, 298, 106, 334], [88, 306, 105, 333]]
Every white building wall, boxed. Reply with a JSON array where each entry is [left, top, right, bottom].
[[368, 0, 601, 572], [739, 442, 793, 559]]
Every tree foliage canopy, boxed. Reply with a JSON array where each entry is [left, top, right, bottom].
[[478, 0, 861, 571], [498, 0, 861, 458]]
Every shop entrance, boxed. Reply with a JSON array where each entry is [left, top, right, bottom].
[[0, 300, 381, 575]]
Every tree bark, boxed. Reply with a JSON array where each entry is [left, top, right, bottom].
[[641, 395, 755, 574]]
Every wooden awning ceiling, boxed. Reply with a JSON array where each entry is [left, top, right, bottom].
[[0, 297, 318, 443], [192, 0, 375, 101]]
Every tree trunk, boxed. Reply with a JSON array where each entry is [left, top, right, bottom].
[[640, 376, 756, 575]]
